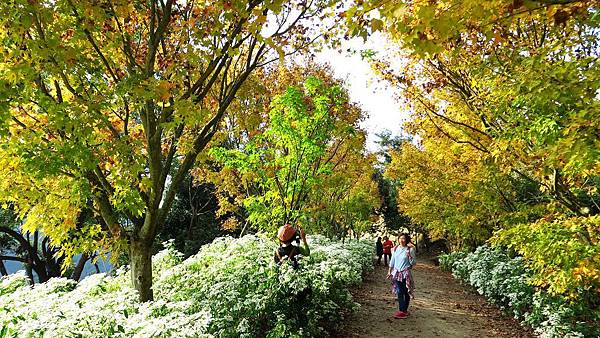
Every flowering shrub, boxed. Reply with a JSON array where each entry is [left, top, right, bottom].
[[0, 262, 211, 338], [439, 246, 599, 337], [438, 251, 467, 272], [0, 235, 373, 337]]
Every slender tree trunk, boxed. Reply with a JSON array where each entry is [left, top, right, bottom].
[[0, 259, 7, 276], [415, 232, 418, 253], [187, 208, 196, 240], [239, 221, 249, 238], [70, 253, 89, 281], [422, 231, 431, 250], [130, 238, 153, 301]]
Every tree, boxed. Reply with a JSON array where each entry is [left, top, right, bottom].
[[198, 65, 380, 238], [157, 175, 227, 258], [0, 207, 93, 283], [374, 130, 407, 165], [386, 140, 512, 251], [0, 0, 338, 301], [373, 131, 411, 231], [210, 77, 351, 230], [353, 0, 599, 305], [370, 0, 599, 218]]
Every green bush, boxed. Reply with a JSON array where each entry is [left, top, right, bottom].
[[438, 251, 467, 272]]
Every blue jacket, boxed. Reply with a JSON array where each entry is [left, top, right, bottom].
[[389, 246, 416, 272]]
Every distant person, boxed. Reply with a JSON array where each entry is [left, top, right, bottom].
[[274, 224, 310, 269], [376, 237, 384, 266], [382, 236, 393, 265], [387, 233, 416, 319]]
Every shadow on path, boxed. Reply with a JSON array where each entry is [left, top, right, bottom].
[[335, 255, 534, 338]]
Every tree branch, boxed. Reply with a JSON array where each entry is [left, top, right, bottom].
[[0, 255, 27, 263], [66, 0, 119, 82]]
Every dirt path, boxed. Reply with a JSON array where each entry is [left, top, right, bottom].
[[336, 256, 534, 338]]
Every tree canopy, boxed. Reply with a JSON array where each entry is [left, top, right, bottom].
[[0, 0, 597, 319], [358, 0, 599, 305], [206, 71, 380, 238], [0, 0, 340, 301]]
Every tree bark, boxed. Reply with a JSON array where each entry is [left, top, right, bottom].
[[0, 259, 7, 276], [25, 260, 34, 285], [130, 238, 153, 301], [70, 253, 89, 281]]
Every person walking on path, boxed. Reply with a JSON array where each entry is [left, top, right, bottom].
[[382, 236, 393, 265], [387, 233, 416, 319], [376, 237, 384, 265]]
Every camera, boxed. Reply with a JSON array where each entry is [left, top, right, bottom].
[[292, 230, 301, 244]]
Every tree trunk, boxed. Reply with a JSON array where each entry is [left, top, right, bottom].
[[414, 232, 418, 253], [238, 221, 249, 238], [130, 239, 153, 302], [25, 261, 34, 285], [70, 253, 89, 281], [0, 259, 7, 276]]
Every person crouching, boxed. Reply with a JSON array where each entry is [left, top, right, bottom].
[[274, 223, 310, 269]]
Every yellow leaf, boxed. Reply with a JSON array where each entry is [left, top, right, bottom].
[[156, 81, 173, 101]]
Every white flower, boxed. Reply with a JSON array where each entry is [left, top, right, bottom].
[[1, 234, 373, 337]]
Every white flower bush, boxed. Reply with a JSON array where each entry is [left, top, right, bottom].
[[0, 235, 373, 338], [439, 246, 596, 337]]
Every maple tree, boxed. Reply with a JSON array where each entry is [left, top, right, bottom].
[[0, 0, 339, 301], [348, 0, 600, 310], [207, 71, 380, 237]]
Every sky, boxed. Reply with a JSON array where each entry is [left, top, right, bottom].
[[314, 33, 410, 152], [4, 255, 112, 280]]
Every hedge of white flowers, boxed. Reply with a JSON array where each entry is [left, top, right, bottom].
[[0, 235, 373, 338], [439, 246, 597, 338]]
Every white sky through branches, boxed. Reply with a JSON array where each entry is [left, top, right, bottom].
[[314, 33, 410, 152]]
